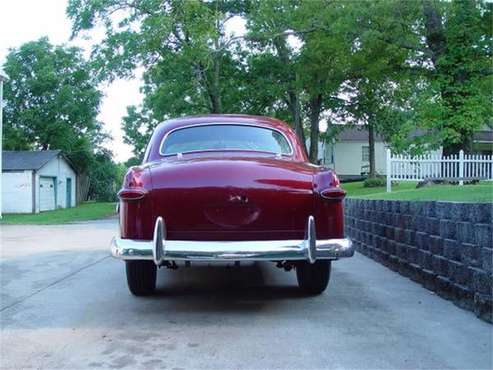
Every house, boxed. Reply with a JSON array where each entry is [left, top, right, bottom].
[[317, 126, 492, 179], [1, 150, 77, 213], [316, 127, 392, 179], [472, 127, 493, 155], [316, 127, 441, 179]]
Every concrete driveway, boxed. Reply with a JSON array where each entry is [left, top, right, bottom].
[[1, 220, 491, 369]]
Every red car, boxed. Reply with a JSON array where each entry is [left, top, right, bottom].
[[111, 114, 354, 296]]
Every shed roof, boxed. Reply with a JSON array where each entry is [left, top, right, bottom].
[[2, 150, 72, 171]]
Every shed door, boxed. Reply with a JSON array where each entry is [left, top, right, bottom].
[[39, 177, 56, 212]]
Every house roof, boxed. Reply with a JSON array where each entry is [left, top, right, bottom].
[[473, 130, 493, 143], [334, 126, 492, 143], [2, 150, 71, 171], [334, 127, 384, 142]]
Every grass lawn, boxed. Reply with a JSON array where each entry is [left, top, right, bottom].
[[343, 181, 493, 203], [0, 202, 117, 225]]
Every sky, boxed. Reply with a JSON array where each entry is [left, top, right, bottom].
[[0, 0, 141, 162]]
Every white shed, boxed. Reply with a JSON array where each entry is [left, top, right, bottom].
[[1, 150, 77, 213]]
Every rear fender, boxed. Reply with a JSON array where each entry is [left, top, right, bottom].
[[313, 169, 345, 239], [119, 166, 154, 239]]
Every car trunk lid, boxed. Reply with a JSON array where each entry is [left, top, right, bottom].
[[148, 154, 315, 240]]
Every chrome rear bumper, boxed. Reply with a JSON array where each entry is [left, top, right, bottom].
[[111, 216, 354, 265]]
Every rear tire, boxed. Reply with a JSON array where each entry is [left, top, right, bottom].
[[125, 260, 157, 296], [296, 260, 331, 295]]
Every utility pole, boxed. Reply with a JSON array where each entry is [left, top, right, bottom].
[[0, 70, 9, 219]]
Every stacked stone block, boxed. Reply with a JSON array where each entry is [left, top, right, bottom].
[[344, 199, 492, 323]]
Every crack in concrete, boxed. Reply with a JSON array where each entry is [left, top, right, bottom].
[[0, 255, 111, 313]]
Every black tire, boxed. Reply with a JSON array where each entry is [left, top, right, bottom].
[[296, 260, 331, 295], [125, 260, 157, 296]]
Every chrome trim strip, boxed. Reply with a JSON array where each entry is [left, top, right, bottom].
[[158, 122, 294, 157], [111, 216, 354, 264]]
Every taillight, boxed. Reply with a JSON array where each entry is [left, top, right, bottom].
[[118, 166, 149, 201], [317, 171, 345, 200], [320, 187, 346, 201], [331, 173, 341, 187], [118, 188, 147, 201]]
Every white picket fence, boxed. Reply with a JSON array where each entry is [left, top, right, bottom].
[[386, 149, 493, 192]]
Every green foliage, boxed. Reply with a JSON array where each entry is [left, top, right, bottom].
[[121, 106, 154, 160], [363, 176, 387, 188], [2, 38, 105, 173], [87, 150, 120, 201], [64, 0, 492, 164], [67, 0, 250, 158], [2, 38, 123, 201], [417, 0, 492, 154], [124, 156, 143, 168]]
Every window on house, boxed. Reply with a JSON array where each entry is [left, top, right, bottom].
[[362, 146, 369, 161]]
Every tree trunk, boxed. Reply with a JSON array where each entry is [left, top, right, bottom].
[[287, 89, 306, 150], [422, 0, 446, 66], [273, 38, 308, 154], [442, 135, 472, 156], [210, 91, 221, 114], [195, 60, 222, 114], [309, 93, 323, 163], [210, 39, 222, 114], [368, 121, 376, 178]]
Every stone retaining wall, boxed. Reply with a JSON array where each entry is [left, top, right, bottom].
[[344, 199, 492, 322]]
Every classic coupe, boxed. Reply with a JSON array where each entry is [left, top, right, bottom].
[[111, 114, 354, 296]]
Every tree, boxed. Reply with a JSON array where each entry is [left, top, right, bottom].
[[67, 0, 492, 165], [68, 0, 250, 161], [244, 0, 351, 162], [244, 0, 307, 153], [362, 0, 492, 155], [2, 38, 105, 172], [335, 0, 424, 177], [87, 149, 120, 201], [295, 0, 351, 162], [2, 38, 121, 201], [121, 105, 154, 160], [419, 0, 492, 155]]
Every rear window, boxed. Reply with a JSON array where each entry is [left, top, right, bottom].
[[160, 124, 292, 156]]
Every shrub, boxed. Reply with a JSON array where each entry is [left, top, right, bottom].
[[363, 176, 386, 188]]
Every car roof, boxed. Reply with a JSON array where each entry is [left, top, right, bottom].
[[144, 114, 308, 163], [155, 114, 291, 132]]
